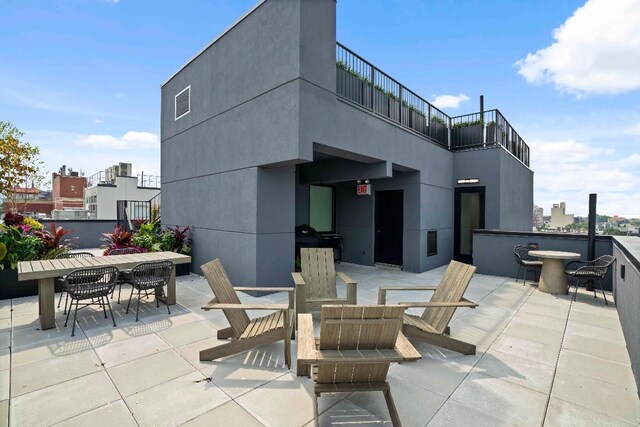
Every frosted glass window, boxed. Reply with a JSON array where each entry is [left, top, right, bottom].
[[309, 185, 335, 232]]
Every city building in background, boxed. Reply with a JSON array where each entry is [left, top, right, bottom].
[[50, 165, 90, 220], [550, 201, 574, 229], [85, 162, 160, 220], [532, 205, 543, 229], [1, 187, 53, 217]]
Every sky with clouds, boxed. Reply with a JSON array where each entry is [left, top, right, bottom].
[[1, 0, 639, 217]]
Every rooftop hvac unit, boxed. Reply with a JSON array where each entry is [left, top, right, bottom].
[[119, 162, 132, 177]]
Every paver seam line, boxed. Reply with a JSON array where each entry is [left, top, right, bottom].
[[542, 291, 637, 426], [540, 290, 575, 427], [424, 279, 537, 426], [76, 304, 142, 427], [423, 397, 521, 427]]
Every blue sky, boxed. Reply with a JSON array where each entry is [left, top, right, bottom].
[[1, 0, 639, 216]]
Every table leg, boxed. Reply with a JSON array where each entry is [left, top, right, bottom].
[[156, 264, 176, 306], [538, 258, 569, 295], [38, 278, 56, 330]]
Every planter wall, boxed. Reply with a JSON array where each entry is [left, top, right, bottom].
[[0, 268, 55, 300], [452, 124, 484, 148], [176, 263, 191, 277]]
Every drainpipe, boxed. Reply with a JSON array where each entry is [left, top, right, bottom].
[[587, 193, 597, 291]]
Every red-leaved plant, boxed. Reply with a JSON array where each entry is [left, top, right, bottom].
[[101, 225, 133, 255], [33, 223, 70, 250]]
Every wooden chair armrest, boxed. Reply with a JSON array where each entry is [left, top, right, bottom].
[[291, 272, 306, 286], [379, 286, 438, 291], [297, 314, 316, 362], [233, 287, 294, 294], [396, 301, 478, 308], [395, 332, 421, 361], [201, 299, 289, 311], [336, 272, 356, 285], [378, 286, 437, 304]]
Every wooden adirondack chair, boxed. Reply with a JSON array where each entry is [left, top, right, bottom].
[[378, 260, 478, 355], [292, 248, 357, 318], [199, 259, 294, 368], [297, 305, 421, 427]]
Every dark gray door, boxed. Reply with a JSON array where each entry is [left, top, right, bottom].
[[454, 187, 485, 263], [375, 190, 403, 266]]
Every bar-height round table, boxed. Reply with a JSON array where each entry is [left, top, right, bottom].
[[528, 250, 580, 294]]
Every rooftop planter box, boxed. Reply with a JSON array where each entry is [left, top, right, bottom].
[[429, 117, 449, 146], [452, 120, 484, 148]]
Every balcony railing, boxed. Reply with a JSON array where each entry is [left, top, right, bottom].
[[335, 42, 530, 167], [86, 171, 162, 188], [336, 43, 449, 148], [451, 110, 530, 166]]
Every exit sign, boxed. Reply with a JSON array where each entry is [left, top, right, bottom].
[[356, 184, 371, 196]]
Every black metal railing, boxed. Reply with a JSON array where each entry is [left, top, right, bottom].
[[116, 193, 161, 231], [336, 43, 450, 148], [335, 43, 530, 167], [451, 110, 530, 166]]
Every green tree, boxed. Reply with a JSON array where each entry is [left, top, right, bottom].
[[0, 121, 45, 212]]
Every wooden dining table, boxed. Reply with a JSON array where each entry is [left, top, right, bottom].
[[17, 251, 191, 330]]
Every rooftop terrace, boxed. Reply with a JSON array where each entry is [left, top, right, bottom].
[[2, 263, 637, 426], [336, 43, 531, 167]]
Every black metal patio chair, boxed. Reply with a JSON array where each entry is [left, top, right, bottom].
[[125, 261, 173, 321], [107, 247, 142, 303], [55, 252, 96, 315], [565, 255, 615, 305], [513, 245, 542, 286], [64, 266, 119, 336]]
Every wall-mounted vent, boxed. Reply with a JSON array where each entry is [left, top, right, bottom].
[[175, 85, 190, 120]]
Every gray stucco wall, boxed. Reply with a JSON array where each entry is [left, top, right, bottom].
[[499, 150, 534, 231], [161, 0, 335, 285], [40, 220, 116, 250], [453, 147, 533, 232], [161, 0, 534, 284], [472, 230, 613, 289], [612, 237, 640, 395]]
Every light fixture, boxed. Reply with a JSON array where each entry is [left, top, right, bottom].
[[457, 178, 480, 184], [356, 180, 362, 184], [364, 179, 370, 184]]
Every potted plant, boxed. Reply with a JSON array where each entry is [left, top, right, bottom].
[[0, 216, 71, 299], [159, 226, 192, 276], [429, 116, 449, 145], [451, 119, 484, 148]]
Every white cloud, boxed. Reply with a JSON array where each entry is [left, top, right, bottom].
[[93, 118, 102, 124], [25, 129, 160, 179], [115, 93, 125, 99], [624, 122, 640, 136], [514, 0, 640, 96], [530, 139, 640, 217], [75, 131, 159, 150], [430, 93, 469, 109]]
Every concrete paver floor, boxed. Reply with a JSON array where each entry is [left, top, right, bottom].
[[1, 263, 638, 426]]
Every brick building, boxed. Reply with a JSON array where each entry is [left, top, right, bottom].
[[52, 169, 87, 210]]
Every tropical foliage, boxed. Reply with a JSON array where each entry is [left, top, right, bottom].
[[0, 216, 70, 270]]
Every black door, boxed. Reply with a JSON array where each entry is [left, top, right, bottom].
[[454, 187, 485, 264], [375, 190, 404, 266]]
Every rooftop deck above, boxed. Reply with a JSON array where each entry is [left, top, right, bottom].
[[336, 43, 530, 167]]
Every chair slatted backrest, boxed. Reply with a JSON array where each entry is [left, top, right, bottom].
[[317, 305, 404, 384], [300, 248, 337, 300], [201, 259, 250, 338], [421, 261, 476, 333]]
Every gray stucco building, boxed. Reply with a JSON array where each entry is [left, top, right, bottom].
[[160, 0, 533, 287]]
